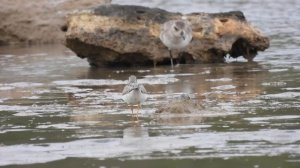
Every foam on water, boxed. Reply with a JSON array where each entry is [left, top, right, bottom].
[[268, 69, 289, 72], [0, 82, 43, 89], [261, 92, 300, 99], [211, 85, 236, 90], [57, 86, 93, 93], [244, 115, 300, 122], [205, 78, 233, 82], [53, 79, 126, 86], [0, 104, 69, 116], [0, 129, 299, 166], [53, 76, 180, 87], [283, 87, 300, 91], [0, 86, 15, 91], [262, 82, 287, 86], [36, 123, 81, 129]]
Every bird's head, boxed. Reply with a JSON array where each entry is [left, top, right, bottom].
[[172, 20, 187, 40], [128, 75, 137, 83]]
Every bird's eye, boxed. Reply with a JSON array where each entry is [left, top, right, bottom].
[[174, 27, 179, 31]]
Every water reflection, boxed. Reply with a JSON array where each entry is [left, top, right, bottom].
[[123, 124, 149, 140]]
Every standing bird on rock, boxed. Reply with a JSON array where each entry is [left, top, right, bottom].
[[160, 19, 193, 68], [122, 75, 147, 119]]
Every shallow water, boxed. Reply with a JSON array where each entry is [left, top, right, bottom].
[[0, 0, 300, 167]]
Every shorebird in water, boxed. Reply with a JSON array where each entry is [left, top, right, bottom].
[[122, 75, 147, 119], [160, 19, 192, 68]]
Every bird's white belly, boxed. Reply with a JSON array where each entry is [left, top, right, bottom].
[[122, 90, 147, 105], [161, 34, 192, 50]]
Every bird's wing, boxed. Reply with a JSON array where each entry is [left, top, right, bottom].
[[139, 84, 147, 94], [160, 24, 166, 40], [160, 21, 174, 43], [122, 83, 140, 95], [122, 85, 132, 95]]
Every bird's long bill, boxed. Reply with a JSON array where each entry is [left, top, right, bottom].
[[180, 31, 185, 40]]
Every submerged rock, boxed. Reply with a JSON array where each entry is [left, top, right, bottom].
[[64, 4, 269, 67], [155, 94, 204, 113]]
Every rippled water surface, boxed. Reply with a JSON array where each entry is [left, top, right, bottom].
[[0, 0, 300, 167]]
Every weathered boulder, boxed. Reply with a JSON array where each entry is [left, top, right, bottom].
[[0, 0, 111, 45], [64, 4, 269, 67]]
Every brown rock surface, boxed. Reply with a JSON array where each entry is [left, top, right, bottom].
[[0, 0, 111, 45], [64, 4, 269, 67]]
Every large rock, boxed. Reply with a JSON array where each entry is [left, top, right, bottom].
[[64, 4, 269, 67], [0, 0, 111, 45]]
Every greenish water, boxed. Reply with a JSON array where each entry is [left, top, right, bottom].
[[1, 0, 300, 167]]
